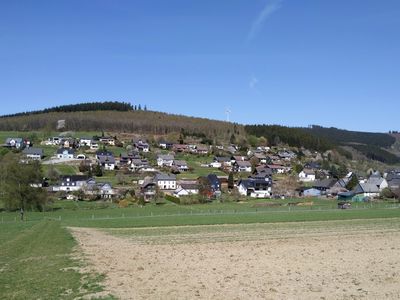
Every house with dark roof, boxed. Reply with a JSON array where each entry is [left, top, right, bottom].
[[56, 148, 75, 159], [237, 178, 272, 198], [22, 147, 44, 160], [233, 160, 252, 173], [130, 159, 151, 172], [312, 178, 337, 192], [98, 155, 116, 170], [173, 160, 189, 172], [54, 175, 93, 192], [154, 173, 177, 190]]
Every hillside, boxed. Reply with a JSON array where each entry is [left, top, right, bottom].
[[1, 102, 399, 165], [0, 109, 245, 143]]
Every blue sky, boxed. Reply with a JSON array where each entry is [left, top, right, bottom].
[[1, 0, 399, 132]]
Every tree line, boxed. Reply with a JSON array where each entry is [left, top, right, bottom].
[[0, 101, 142, 118], [245, 124, 334, 152]]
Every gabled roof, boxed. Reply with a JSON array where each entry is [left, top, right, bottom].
[[131, 158, 149, 166], [98, 155, 115, 164], [214, 156, 231, 162], [355, 183, 380, 194], [173, 160, 188, 166], [301, 169, 315, 175], [57, 148, 75, 154], [155, 173, 176, 181], [157, 154, 174, 160], [59, 175, 90, 182], [236, 161, 252, 167], [313, 178, 337, 189], [239, 178, 271, 189], [22, 147, 44, 156]]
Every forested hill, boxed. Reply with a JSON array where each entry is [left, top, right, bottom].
[[245, 124, 400, 164], [304, 125, 396, 148], [0, 109, 244, 142]]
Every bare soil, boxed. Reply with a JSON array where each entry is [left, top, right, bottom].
[[70, 221, 400, 299]]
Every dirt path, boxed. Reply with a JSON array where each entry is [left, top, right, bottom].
[[70, 224, 400, 299]]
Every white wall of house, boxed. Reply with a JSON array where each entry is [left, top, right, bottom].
[[157, 180, 176, 190], [298, 171, 315, 182]]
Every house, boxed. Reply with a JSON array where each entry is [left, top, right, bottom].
[[251, 166, 273, 181], [237, 178, 272, 198], [98, 155, 115, 170], [22, 147, 44, 160], [172, 144, 188, 153], [233, 160, 252, 173], [130, 159, 151, 172], [154, 173, 177, 190], [210, 157, 232, 168], [85, 182, 115, 199], [54, 175, 92, 192], [312, 178, 337, 193], [140, 177, 158, 201], [227, 145, 237, 154], [353, 182, 380, 198], [303, 188, 322, 197], [365, 172, 388, 191], [278, 150, 297, 161], [99, 137, 115, 146], [267, 164, 288, 174], [298, 169, 316, 182], [388, 178, 400, 191], [251, 152, 268, 164], [157, 154, 175, 167], [90, 141, 99, 150], [133, 139, 150, 152], [174, 181, 199, 197], [96, 150, 113, 159], [304, 161, 321, 170], [5, 137, 25, 149], [195, 144, 209, 155], [56, 148, 75, 159], [206, 174, 221, 196], [159, 141, 173, 149], [173, 160, 189, 172], [79, 137, 92, 147], [119, 151, 141, 166]]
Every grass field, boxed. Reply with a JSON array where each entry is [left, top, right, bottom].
[[0, 220, 111, 299]]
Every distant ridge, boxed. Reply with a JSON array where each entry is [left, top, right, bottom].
[[0, 101, 135, 118]]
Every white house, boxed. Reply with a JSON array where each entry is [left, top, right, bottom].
[[54, 175, 93, 192], [90, 142, 99, 150], [79, 137, 92, 147], [157, 154, 174, 167], [98, 155, 115, 170], [173, 160, 189, 172], [56, 148, 75, 159], [237, 178, 272, 198], [234, 161, 252, 173], [154, 173, 176, 190], [22, 147, 44, 160], [298, 169, 316, 182], [174, 182, 199, 197]]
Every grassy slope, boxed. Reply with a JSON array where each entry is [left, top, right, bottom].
[[0, 221, 108, 299]]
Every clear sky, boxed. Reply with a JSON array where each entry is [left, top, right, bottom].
[[1, 0, 399, 132]]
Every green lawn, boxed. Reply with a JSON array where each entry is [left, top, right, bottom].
[[1, 199, 399, 228], [0, 220, 110, 299]]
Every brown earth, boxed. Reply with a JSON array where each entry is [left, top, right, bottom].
[[70, 221, 400, 300]]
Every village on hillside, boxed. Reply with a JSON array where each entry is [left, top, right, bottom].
[[3, 133, 400, 206]]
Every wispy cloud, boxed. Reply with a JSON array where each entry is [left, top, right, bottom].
[[249, 76, 259, 89], [247, 0, 283, 41]]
